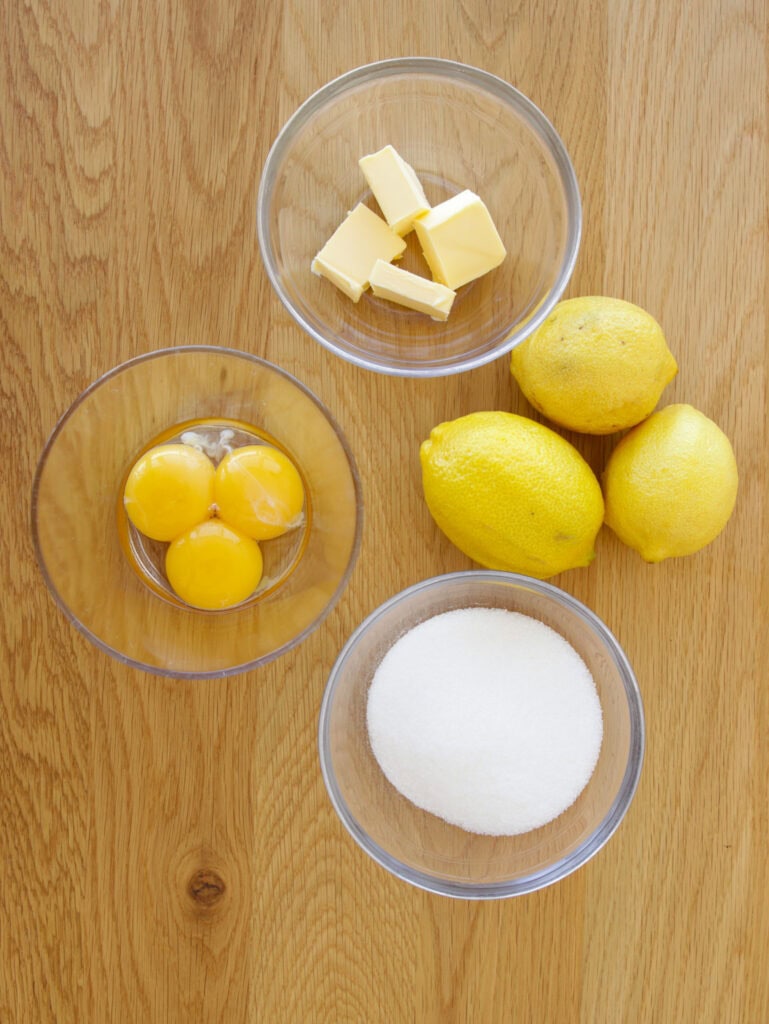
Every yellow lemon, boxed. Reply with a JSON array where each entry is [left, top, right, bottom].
[[420, 411, 604, 579], [124, 444, 215, 542], [166, 519, 263, 609], [214, 445, 305, 541], [511, 296, 678, 434], [603, 404, 738, 562]]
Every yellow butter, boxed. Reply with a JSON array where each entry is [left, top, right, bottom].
[[413, 190, 506, 290], [369, 259, 455, 321], [359, 145, 430, 236], [311, 203, 406, 302]]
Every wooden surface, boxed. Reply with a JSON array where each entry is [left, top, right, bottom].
[[2, 1, 767, 1021]]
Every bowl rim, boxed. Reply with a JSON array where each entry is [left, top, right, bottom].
[[30, 344, 363, 680], [318, 569, 644, 898], [257, 57, 583, 378]]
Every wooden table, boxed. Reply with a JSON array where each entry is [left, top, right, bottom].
[[3, 2, 766, 1020]]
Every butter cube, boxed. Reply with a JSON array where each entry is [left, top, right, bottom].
[[413, 190, 506, 290], [311, 203, 406, 302], [359, 145, 430, 236], [369, 260, 455, 321]]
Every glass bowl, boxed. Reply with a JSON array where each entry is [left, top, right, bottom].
[[258, 58, 581, 377], [32, 346, 362, 678], [319, 571, 644, 898]]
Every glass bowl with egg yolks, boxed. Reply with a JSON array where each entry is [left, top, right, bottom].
[[319, 571, 644, 899], [258, 58, 581, 377], [31, 347, 362, 678]]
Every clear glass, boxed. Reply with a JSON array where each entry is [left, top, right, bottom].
[[319, 572, 644, 898], [258, 58, 581, 377], [32, 347, 362, 678]]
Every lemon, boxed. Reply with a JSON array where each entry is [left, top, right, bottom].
[[124, 444, 215, 542], [166, 519, 263, 609], [603, 404, 738, 562], [511, 296, 678, 434], [214, 445, 304, 541], [420, 411, 604, 579]]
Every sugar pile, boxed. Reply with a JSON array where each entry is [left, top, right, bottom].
[[366, 607, 603, 836]]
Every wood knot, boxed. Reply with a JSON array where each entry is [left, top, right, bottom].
[[187, 869, 226, 908]]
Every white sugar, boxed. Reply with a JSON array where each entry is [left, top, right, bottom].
[[366, 607, 603, 836]]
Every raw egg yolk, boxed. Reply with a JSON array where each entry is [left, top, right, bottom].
[[214, 445, 304, 541], [123, 444, 215, 542], [165, 519, 263, 610]]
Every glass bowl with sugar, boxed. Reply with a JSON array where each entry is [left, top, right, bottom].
[[318, 571, 644, 898]]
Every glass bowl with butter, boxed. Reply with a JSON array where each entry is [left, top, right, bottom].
[[258, 58, 581, 377]]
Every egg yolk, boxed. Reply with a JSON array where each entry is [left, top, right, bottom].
[[165, 519, 263, 610], [124, 444, 215, 542], [214, 445, 305, 541]]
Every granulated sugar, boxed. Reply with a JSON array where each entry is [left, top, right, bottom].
[[366, 607, 603, 836]]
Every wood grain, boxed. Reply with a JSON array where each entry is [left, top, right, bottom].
[[1, 0, 767, 1021]]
